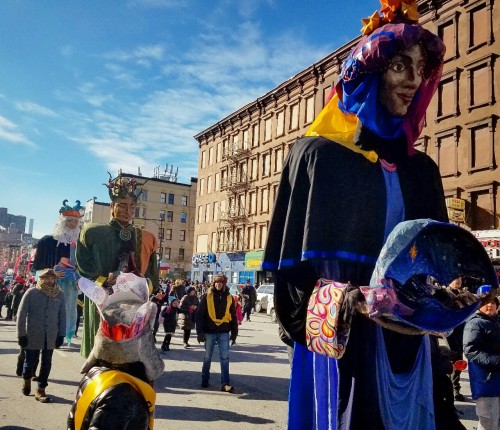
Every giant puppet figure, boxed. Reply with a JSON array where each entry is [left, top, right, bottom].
[[76, 175, 159, 358], [32, 200, 83, 346], [263, 1, 499, 429]]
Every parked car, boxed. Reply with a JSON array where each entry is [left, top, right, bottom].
[[255, 283, 274, 313], [266, 294, 277, 323]]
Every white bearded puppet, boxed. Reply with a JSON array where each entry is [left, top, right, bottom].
[[32, 200, 84, 346], [68, 272, 164, 430]]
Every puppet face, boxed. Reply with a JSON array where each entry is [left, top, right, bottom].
[[111, 196, 137, 225], [378, 44, 426, 117], [64, 217, 80, 230]]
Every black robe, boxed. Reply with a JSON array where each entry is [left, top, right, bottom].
[[263, 134, 448, 429], [33, 235, 70, 271]]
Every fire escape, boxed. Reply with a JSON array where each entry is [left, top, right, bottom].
[[216, 142, 250, 253]]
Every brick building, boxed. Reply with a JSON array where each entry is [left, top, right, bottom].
[[193, 0, 499, 285]]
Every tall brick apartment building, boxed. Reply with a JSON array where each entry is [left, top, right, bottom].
[[193, 0, 499, 285]]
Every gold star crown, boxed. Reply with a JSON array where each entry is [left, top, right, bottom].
[[361, 0, 420, 36]]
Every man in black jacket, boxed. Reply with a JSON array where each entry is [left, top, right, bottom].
[[196, 273, 238, 393]]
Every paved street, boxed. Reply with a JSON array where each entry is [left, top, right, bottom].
[[0, 312, 479, 430]]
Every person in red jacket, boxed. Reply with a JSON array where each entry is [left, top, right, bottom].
[[195, 273, 238, 393]]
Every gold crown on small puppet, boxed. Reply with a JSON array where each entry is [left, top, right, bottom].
[[104, 173, 146, 201], [59, 200, 84, 217]]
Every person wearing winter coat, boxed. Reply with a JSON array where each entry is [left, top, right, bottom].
[[16, 269, 66, 403], [463, 290, 500, 430], [178, 286, 199, 348], [239, 280, 257, 322], [195, 273, 238, 393], [160, 297, 188, 351]]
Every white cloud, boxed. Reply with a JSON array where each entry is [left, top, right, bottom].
[[0, 115, 35, 147], [15, 101, 58, 117]]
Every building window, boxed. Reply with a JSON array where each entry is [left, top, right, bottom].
[[262, 153, 270, 177], [271, 183, 279, 212], [158, 228, 164, 240], [260, 187, 269, 213], [180, 212, 187, 223], [436, 127, 459, 178], [305, 95, 315, 124], [208, 147, 213, 166], [213, 202, 218, 222], [134, 207, 140, 218], [205, 203, 210, 223], [140, 189, 148, 201], [160, 192, 166, 204], [167, 193, 174, 205], [436, 70, 459, 121], [180, 230, 186, 241], [199, 178, 205, 196], [211, 232, 218, 251], [465, 0, 493, 53], [323, 85, 333, 107], [215, 173, 221, 191], [264, 117, 272, 142], [251, 157, 258, 180], [216, 142, 222, 162], [181, 196, 188, 206], [467, 185, 495, 230], [289, 103, 299, 130], [179, 248, 185, 260], [165, 229, 172, 240], [274, 146, 284, 173], [197, 206, 203, 224], [166, 211, 173, 222], [242, 129, 249, 149], [252, 123, 259, 147], [437, 13, 459, 62], [467, 116, 496, 173], [158, 247, 163, 259], [249, 191, 257, 215], [247, 226, 255, 249], [465, 54, 495, 112], [414, 136, 430, 154], [201, 150, 206, 169], [276, 110, 285, 136], [207, 176, 213, 194], [164, 247, 171, 259], [259, 224, 268, 249], [159, 210, 165, 220]]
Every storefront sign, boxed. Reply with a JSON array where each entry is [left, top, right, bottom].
[[446, 197, 465, 211], [191, 253, 217, 264], [447, 208, 465, 223], [245, 251, 264, 270]]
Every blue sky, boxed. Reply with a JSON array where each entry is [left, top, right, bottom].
[[0, 0, 375, 238]]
